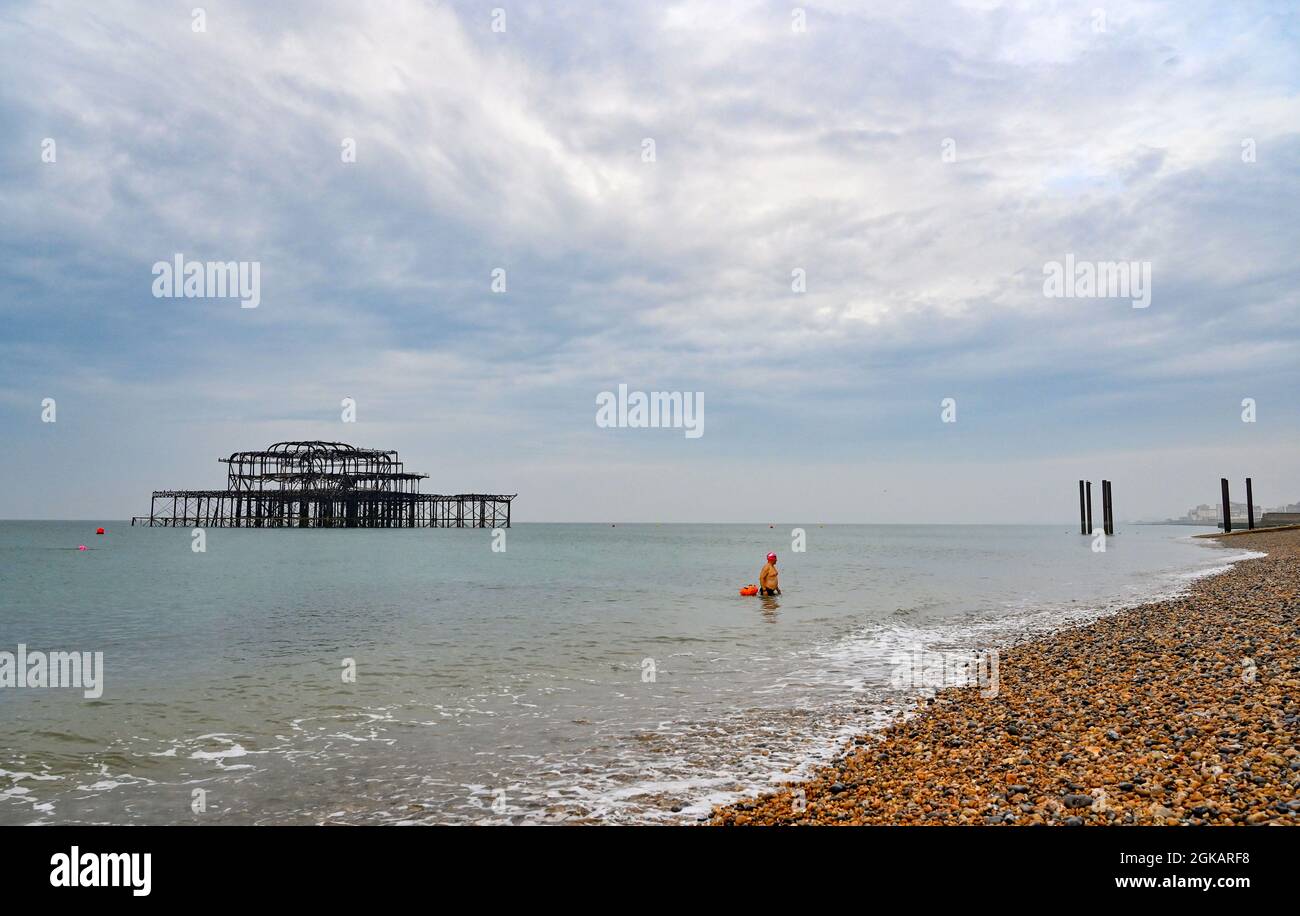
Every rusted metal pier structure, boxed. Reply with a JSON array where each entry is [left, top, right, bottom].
[[132, 440, 514, 528]]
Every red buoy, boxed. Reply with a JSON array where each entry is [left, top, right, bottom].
[[96, 527, 105, 535]]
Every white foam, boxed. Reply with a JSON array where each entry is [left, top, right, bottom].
[[1175, 550, 1266, 581], [190, 744, 250, 760]]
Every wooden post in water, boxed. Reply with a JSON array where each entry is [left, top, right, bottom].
[[1246, 477, 1255, 530], [1085, 481, 1093, 534], [1220, 478, 1232, 533], [1078, 480, 1087, 534], [1101, 480, 1112, 536]]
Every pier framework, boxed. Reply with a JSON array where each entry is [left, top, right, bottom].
[[132, 441, 514, 528]]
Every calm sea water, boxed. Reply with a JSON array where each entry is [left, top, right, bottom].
[[0, 521, 1250, 825]]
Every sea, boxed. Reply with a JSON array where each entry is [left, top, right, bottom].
[[0, 521, 1258, 825]]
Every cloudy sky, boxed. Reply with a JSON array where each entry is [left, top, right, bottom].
[[1, 0, 1297, 522]]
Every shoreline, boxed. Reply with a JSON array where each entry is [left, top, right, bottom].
[[710, 528, 1300, 826]]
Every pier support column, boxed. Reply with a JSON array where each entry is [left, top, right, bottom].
[[1246, 478, 1255, 530], [1221, 478, 1232, 533], [1085, 481, 1093, 533]]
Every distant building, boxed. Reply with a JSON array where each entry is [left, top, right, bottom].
[[1260, 499, 1300, 529], [1150, 497, 1298, 527], [1181, 502, 1260, 523]]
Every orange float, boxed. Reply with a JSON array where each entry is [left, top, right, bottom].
[[739, 585, 758, 596]]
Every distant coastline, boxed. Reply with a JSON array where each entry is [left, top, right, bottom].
[[1135, 519, 1221, 527]]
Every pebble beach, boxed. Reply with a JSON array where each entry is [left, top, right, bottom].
[[712, 528, 1300, 826]]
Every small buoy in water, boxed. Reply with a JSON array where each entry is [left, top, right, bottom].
[[96, 527, 105, 535], [77, 545, 88, 551], [739, 584, 758, 596]]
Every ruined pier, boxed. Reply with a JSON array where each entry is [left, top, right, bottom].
[[131, 440, 514, 528]]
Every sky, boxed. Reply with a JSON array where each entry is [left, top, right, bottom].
[[1, 0, 1297, 523]]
